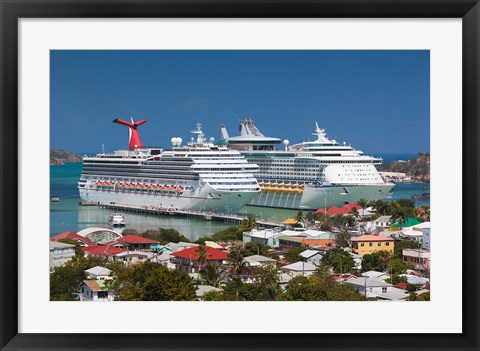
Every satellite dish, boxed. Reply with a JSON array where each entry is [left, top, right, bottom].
[[210, 137, 215, 142], [177, 137, 183, 145]]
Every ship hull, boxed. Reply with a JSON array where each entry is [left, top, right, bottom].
[[79, 183, 258, 214], [248, 184, 394, 210]]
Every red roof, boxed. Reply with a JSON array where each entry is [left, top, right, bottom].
[[82, 245, 127, 256], [171, 246, 228, 261], [117, 235, 159, 244], [395, 282, 408, 289], [51, 231, 95, 246], [315, 202, 363, 216]]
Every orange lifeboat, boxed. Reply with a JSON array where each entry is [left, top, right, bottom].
[[162, 185, 168, 190], [168, 185, 175, 190], [176, 186, 183, 192]]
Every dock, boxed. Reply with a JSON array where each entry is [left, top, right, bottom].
[[97, 204, 283, 228]]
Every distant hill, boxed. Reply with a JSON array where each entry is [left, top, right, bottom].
[[378, 152, 430, 182], [50, 149, 83, 166]]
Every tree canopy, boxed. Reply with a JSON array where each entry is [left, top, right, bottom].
[[321, 248, 355, 273]]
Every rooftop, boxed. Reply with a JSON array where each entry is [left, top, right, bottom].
[[281, 261, 317, 272], [351, 234, 394, 242], [82, 246, 127, 256], [171, 246, 228, 261], [49, 241, 76, 249], [50, 231, 95, 246], [85, 266, 112, 276], [116, 235, 159, 244]]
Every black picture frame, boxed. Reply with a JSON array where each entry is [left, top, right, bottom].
[[1, 1, 478, 350]]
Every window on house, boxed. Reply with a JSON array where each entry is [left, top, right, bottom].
[[386, 242, 390, 246], [382, 287, 387, 293], [369, 243, 373, 247], [378, 242, 382, 246], [81, 287, 84, 293], [360, 243, 365, 247]]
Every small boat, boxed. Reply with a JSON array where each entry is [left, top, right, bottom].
[[51, 197, 60, 202], [412, 187, 430, 200], [108, 213, 126, 226]]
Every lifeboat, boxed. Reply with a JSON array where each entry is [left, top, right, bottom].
[[95, 181, 101, 185], [176, 186, 183, 192], [162, 185, 168, 190], [168, 185, 175, 191]]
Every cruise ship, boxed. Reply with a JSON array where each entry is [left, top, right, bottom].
[[217, 118, 394, 210], [78, 119, 260, 213]]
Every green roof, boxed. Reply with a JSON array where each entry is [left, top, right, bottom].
[[390, 217, 422, 227]]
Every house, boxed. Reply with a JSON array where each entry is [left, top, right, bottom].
[[279, 229, 335, 249], [361, 271, 390, 281], [114, 251, 152, 265], [351, 233, 394, 256], [243, 255, 277, 267], [85, 266, 112, 280], [399, 274, 429, 288], [402, 249, 431, 275], [106, 235, 160, 251], [299, 249, 323, 264], [364, 215, 392, 233], [344, 277, 408, 300], [171, 246, 228, 273], [243, 228, 281, 247], [49, 241, 76, 271], [50, 231, 95, 246], [281, 261, 316, 276], [195, 285, 222, 298], [79, 280, 114, 301], [82, 245, 127, 261], [422, 227, 431, 250], [389, 218, 422, 231], [348, 251, 363, 270]]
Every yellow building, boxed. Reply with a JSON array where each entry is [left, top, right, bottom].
[[351, 234, 395, 256]]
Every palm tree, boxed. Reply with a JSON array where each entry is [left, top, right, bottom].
[[196, 245, 208, 274], [295, 210, 306, 227], [227, 247, 247, 277], [349, 206, 360, 218], [241, 216, 257, 230], [357, 198, 368, 218], [199, 263, 222, 287]]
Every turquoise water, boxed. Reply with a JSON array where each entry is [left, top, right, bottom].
[[50, 162, 430, 240]]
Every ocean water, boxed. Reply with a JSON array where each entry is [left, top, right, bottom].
[[50, 162, 430, 240]]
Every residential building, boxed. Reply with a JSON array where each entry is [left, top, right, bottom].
[[114, 251, 151, 265], [243, 255, 277, 267], [50, 231, 95, 246], [85, 266, 112, 280], [243, 228, 281, 247], [388, 218, 422, 231], [79, 280, 114, 301], [299, 249, 323, 264], [49, 241, 76, 271], [345, 277, 408, 300], [82, 245, 127, 261], [364, 215, 392, 233], [403, 249, 431, 274], [361, 271, 390, 281], [351, 233, 394, 256], [171, 246, 228, 273], [422, 227, 431, 250], [106, 235, 160, 251], [281, 261, 316, 276], [195, 285, 222, 298]]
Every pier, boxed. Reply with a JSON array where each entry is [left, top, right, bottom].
[[97, 204, 284, 228]]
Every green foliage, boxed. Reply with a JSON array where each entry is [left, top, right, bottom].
[[361, 251, 392, 272], [141, 228, 190, 245], [407, 292, 418, 301], [390, 258, 414, 275], [419, 291, 430, 301], [242, 242, 270, 257], [121, 228, 139, 236], [394, 240, 420, 259], [50, 263, 87, 301], [240, 216, 257, 231], [227, 247, 247, 277], [108, 261, 196, 301], [222, 278, 259, 301], [281, 264, 364, 301], [195, 226, 243, 244], [255, 265, 282, 301], [201, 290, 225, 301], [57, 238, 80, 246], [385, 275, 408, 285], [285, 246, 307, 263], [199, 263, 222, 287], [335, 230, 352, 248], [321, 248, 355, 273]]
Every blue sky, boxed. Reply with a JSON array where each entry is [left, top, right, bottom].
[[51, 50, 429, 155]]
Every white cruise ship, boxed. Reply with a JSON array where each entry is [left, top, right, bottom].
[[218, 118, 394, 210], [78, 119, 260, 213]]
